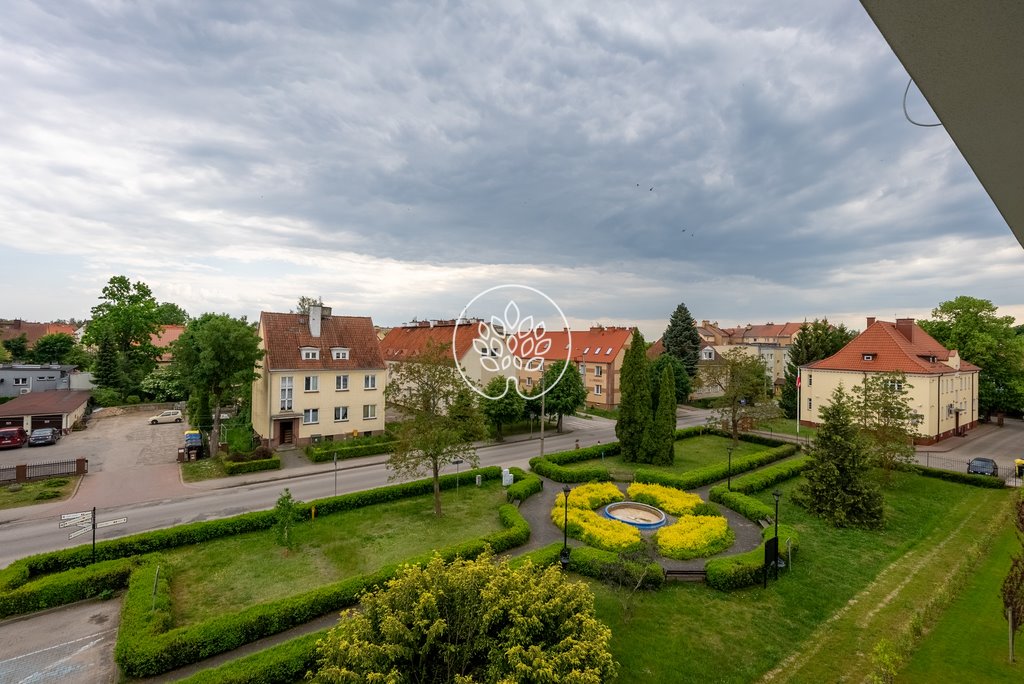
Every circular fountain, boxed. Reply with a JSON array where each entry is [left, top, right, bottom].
[[603, 501, 667, 530]]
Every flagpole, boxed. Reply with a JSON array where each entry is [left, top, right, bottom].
[[796, 369, 800, 434]]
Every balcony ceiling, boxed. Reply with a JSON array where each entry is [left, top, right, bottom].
[[861, 1, 1024, 250]]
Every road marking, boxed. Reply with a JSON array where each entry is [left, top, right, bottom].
[[0, 629, 115, 665]]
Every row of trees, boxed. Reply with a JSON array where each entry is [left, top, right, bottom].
[[616, 329, 678, 464]]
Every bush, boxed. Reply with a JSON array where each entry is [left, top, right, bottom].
[[0, 557, 140, 619], [305, 434, 397, 463], [729, 456, 811, 494], [44, 478, 70, 488], [655, 516, 735, 560], [912, 464, 1007, 489], [91, 387, 122, 407], [176, 630, 325, 684], [705, 524, 800, 590], [627, 482, 703, 515], [709, 486, 776, 523], [635, 444, 799, 491], [506, 470, 543, 503], [34, 490, 61, 501], [125, 395, 141, 404], [552, 507, 642, 554], [557, 482, 625, 510], [515, 543, 664, 590], [223, 456, 281, 475]]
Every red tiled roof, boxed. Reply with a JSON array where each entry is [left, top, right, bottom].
[[742, 322, 803, 340], [260, 312, 384, 370], [806, 320, 981, 374], [0, 320, 77, 346], [646, 338, 665, 360], [380, 323, 480, 362], [512, 327, 634, 364], [0, 390, 90, 417], [151, 325, 187, 363]]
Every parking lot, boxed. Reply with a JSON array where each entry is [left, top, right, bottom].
[[915, 417, 1024, 482]]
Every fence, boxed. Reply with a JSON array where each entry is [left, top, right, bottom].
[[0, 459, 88, 484], [915, 452, 1021, 488]]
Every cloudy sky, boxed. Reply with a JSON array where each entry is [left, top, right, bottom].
[[2, 1, 1021, 339]]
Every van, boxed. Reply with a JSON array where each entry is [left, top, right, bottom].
[[0, 427, 28, 449]]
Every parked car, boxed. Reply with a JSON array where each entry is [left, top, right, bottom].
[[28, 427, 61, 447], [967, 457, 999, 477], [0, 426, 28, 450], [149, 410, 183, 425]]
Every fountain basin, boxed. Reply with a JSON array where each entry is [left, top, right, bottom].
[[603, 501, 667, 530]]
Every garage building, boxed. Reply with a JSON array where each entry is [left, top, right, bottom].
[[0, 390, 91, 432]]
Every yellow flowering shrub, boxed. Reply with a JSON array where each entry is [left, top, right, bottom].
[[549, 507, 643, 553], [655, 516, 735, 560], [626, 482, 703, 516], [555, 482, 624, 510]]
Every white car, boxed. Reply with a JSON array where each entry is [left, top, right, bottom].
[[149, 410, 183, 425]]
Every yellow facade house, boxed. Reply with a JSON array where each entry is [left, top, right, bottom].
[[798, 318, 980, 445], [252, 305, 386, 448]]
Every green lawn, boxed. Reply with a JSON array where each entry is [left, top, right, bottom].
[[563, 435, 768, 481], [0, 477, 79, 510], [585, 473, 1013, 683], [180, 456, 228, 482], [899, 521, 1024, 682], [163, 482, 508, 626], [757, 417, 817, 439]]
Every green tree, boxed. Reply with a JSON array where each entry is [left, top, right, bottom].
[[540, 359, 589, 432], [616, 329, 654, 462], [139, 365, 189, 402], [1002, 494, 1024, 663], [779, 319, 857, 419], [918, 296, 1024, 418], [794, 385, 884, 529], [0, 344, 10, 363], [385, 340, 483, 517], [480, 377, 525, 441], [651, 364, 677, 466], [273, 488, 301, 550], [701, 348, 779, 444], [171, 313, 264, 457], [311, 550, 618, 684], [30, 333, 77, 365], [662, 302, 701, 378], [83, 276, 163, 393], [2, 333, 30, 362], [154, 301, 189, 325], [447, 387, 488, 443], [853, 371, 921, 483], [92, 332, 122, 392], [650, 353, 691, 405], [293, 295, 324, 314]]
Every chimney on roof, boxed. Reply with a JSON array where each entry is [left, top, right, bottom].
[[866, 317, 875, 327], [701, 320, 710, 327], [321, 306, 332, 318], [590, 325, 604, 333], [309, 305, 322, 338], [895, 318, 915, 342]]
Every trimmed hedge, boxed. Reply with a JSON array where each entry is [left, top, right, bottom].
[[705, 524, 800, 590], [115, 503, 530, 678], [515, 542, 665, 590], [506, 470, 543, 503], [912, 464, 1007, 489], [0, 556, 140, 619], [305, 438, 397, 463], [674, 426, 789, 448], [0, 467, 506, 592], [634, 444, 799, 491], [728, 456, 811, 494], [178, 629, 326, 684], [529, 456, 611, 483], [223, 456, 281, 475], [709, 486, 775, 523]]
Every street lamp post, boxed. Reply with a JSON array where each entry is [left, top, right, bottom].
[[560, 484, 571, 570], [773, 489, 782, 580], [727, 446, 734, 491], [454, 458, 464, 494]]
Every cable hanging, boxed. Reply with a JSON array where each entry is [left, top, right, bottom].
[[903, 78, 943, 128]]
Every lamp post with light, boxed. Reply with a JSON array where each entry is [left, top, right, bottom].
[[773, 489, 782, 579]]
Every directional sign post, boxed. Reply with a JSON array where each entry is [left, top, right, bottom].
[[58, 507, 127, 564]]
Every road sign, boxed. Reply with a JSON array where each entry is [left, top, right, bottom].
[[60, 511, 92, 520], [96, 518, 127, 529], [68, 527, 89, 540], [58, 518, 92, 529]]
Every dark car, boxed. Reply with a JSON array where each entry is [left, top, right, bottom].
[[967, 457, 999, 477], [0, 427, 28, 449], [28, 428, 61, 447]]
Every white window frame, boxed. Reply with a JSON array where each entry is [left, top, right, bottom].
[[304, 375, 319, 392], [302, 408, 319, 424], [701, 349, 714, 360], [595, 366, 603, 377], [594, 384, 602, 395], [280, 376, 293, 411], [301, 348, 320, 360], [364, 374, 377, 390], [363, 404, 377, 420], [334, 406, 349, 422], [12, 377, 27, 386], [579, 362, 586, 375], [525, 376, 533, 387], [336, 374, 349, 391], [332, 348, 350, 360], [862, 354, 874, 361]]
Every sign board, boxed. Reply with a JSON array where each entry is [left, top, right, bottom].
[[96, 518, 127, 529], [764, 536, 779, 567], [59, 518, 92, 529], [68, 527, 89, 540], [61, 511, 92, 520]]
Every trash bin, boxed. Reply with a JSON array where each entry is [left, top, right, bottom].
[[177, 447, 186, 463], [1015, 459, 1024, 479]]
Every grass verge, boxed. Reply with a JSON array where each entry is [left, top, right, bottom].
[[0, 477, 79, 510], [180, 457, 228, 482], [564, 435, 767, 481]]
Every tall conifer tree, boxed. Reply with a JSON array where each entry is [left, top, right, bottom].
[[651, 364, 677, 465], [662, 302, 701, 379], [616, 329, 654, 462]]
